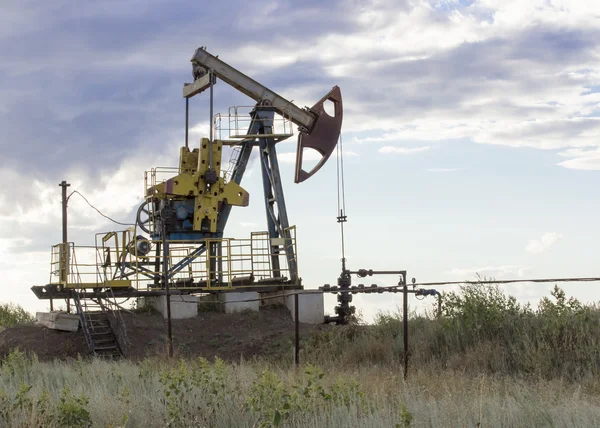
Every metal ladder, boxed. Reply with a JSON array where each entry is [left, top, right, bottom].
[[224, 144, 242, 182], [72, 290, 125, 359]]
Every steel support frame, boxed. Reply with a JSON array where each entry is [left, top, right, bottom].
[[255, 109, 297, 282], [216, 106, 297, 283]]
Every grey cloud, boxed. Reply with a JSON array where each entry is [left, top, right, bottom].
[[1, 0, 600, 268], [0, 0, 378, 184]]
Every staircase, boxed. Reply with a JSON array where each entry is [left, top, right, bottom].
[[85, 311, 122, 359], [72, 290, 127, 359]]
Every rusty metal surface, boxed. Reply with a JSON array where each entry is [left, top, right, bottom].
[[294, 86, 343, 183]]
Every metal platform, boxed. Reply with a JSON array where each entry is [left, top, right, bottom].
[[31, 282, 301, 300]]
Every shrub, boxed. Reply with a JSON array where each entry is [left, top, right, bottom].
[[57, 387, 92, 428], [0, 303, 34, 329]]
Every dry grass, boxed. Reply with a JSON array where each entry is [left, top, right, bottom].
[[0, 350, 599, 427], [2, 283, 600, 427]]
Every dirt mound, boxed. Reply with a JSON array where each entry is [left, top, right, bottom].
[[0, 324, 89, 360], [0, 306, 323, 361]]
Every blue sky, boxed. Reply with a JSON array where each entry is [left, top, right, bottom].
[[1, 0, 599, 321]]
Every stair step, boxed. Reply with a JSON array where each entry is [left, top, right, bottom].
[[94, 345, 119, 351], [90, 330, 112, 336], [89, 325, 111, 331], [88, 321, 110, 327], [88, 324, 110, 330], [93, 338, 117, 345], [87, 315, 108, 320], [90, 330, 114, 337], [85, 311, 104, 315]]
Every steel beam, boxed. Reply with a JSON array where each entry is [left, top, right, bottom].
[[190, 48, 316, 130]]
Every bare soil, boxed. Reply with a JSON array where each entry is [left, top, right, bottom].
[[0, 306, 326, 362]]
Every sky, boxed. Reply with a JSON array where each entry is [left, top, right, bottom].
[[1, 0, 599, 322]]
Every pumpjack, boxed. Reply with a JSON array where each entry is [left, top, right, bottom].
[[134, 47, 343, 290], [32, 46, 343, 312]]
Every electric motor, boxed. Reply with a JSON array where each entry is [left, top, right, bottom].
[[127, 235, 151, 257]]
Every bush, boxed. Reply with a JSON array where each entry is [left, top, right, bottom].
[[300, 281, 600, 381], [430, 282, 600, 379], [0, 303, 34, 329]]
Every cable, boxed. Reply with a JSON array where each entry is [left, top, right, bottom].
[[339, 133, 347, 216], [146, 276, 600, 305], [336, 133, 348, 268], [67, 190, 136, 227], [336, 140, 341, 219], [67, 276, 600, 306], [410, 277, 600, 288]]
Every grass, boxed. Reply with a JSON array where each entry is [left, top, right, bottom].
[[3, 282, 600, 426], [2, 350, 600, 427]]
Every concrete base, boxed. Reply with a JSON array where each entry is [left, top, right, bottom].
[[284, 292, 324, 325], [218, 292, 259, 314], [151, 295, 199, 319], [36, 312, 80, 332]]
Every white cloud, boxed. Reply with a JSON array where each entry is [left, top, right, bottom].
[[448, 265, 529, 279], [525, 232, 563, 254], [378, 146, 430, 154], [277, 150, 322, 164], [556, 148, 600, 170], [189, 122, 210, 137]]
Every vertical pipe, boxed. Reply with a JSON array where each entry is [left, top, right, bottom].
[[217, 241, 223, 284], [208, 241, 217, 285], [403, 271, 409, 380], [185, 98, 189, 149], [153, 241, 162, 288], [161, 222, 173, 358], [437, 294, 442, 319], [294, 292, 300, 366], [60, 181, 71, 313], [209, 71, 214, 169]]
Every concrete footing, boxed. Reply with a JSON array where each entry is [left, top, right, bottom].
[[218, 292, 260, 314], [284, 292, 325, 324], [36, 312, 80, 332], [151, 295, 199, 319], [258, 290, 325, 324], [142, 289, 324, 324]]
